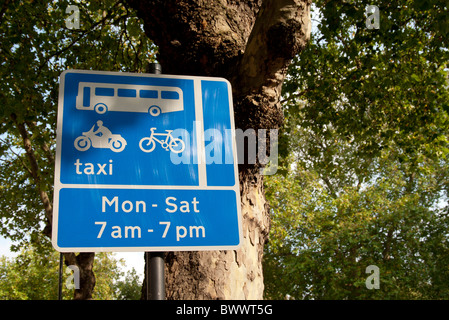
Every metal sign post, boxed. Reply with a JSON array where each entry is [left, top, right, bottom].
[[146, 63, 165, 300], [148, 251, 165, 299]]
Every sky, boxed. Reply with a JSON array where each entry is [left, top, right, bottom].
[[0, 237, 17, 258]]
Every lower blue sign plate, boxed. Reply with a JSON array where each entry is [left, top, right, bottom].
[[52, 188, 241, 251]]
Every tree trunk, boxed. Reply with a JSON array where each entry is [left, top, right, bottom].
[[163, 172, 269, 299], [64, 252, 96, 300], [128, 0, 311, 299]]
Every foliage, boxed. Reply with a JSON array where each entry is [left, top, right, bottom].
[[281, 0, 449, 182], [114, 267, 142, 300], [0, 243, 141, 300], [264, 0, 449, 299], [264, 154, 449, 299]]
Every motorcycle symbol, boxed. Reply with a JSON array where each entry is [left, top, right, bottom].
[[74, 121, 127, 153], [139, 127, 185, 153]]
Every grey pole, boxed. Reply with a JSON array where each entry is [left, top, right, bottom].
[[149, 252, 165, 300], [146, 62, 165, 300]]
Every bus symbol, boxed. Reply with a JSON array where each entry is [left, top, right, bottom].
[[76, 82, 184, 116]]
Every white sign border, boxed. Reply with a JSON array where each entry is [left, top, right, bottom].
[[52, 69, 242, 252]]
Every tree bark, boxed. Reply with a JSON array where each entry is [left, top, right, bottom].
[[128, 0, 311, 299], [162, 173, 269, 299]]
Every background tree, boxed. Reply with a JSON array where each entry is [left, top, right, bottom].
[[264, 153, 449, 299], [263, 0, 449, 299]]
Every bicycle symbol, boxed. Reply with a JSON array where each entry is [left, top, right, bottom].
[[139, 127, 185, 153]]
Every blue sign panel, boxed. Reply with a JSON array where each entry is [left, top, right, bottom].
[[52, 70, 242, 252]]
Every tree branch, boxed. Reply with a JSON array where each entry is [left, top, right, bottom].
[[232, 0, 312, 132], [25, 121, 55, 165], [10, 113, 53, 237], [234, 0, 312, 98]]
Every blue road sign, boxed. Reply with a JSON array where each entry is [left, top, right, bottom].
[[52, 70, 242, 252]]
